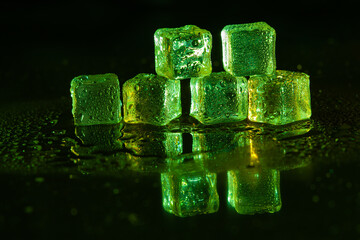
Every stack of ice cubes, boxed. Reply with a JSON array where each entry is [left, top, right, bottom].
[[221, 22, 311, 125], [70, 22, 311, 127]]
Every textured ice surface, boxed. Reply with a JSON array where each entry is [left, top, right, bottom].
[[161, 171, 219, 217], [125, 130, 183, 157], [70, 73, 122, 126], [122, 73, 181, 126], [248, 70, 311, 125], [222, 22, 276, 77], [228, 168, 282, 215], [155, 25, 212, 80], [190, 72, 248, 124], [74, 123, 124, 152]]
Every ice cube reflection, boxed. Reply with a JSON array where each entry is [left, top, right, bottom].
[[71, 120, 312, 217]]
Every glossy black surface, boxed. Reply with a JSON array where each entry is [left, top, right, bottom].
[[0, 1, 359, 239]]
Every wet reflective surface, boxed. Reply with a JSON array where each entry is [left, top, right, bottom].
[[1, 88, 360, 238], [1, 2, 360, 238]]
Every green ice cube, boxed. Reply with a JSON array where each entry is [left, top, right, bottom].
[[192, 131, 246, 154], [122, 73, 182, 126], [221, 22, 276, 77], [191, 130, 249, 171], [70, 73, 122, 126], [155, 25, 212, 80], [161, 171, 219, 217], [75, 123, 123, 152], [190, 72, 248, 125], [125, 130, 183, 157], [228, 168, 281, 215], [248, 70, 312, 125]]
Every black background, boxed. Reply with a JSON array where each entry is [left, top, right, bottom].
[[0, 0, 359, 104]]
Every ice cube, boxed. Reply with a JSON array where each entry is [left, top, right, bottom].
[[161, 171, 219, 217], [155, 25, 212, 80], [228, 167, 282, 215], [122, 73, 181, 126], [70, 73, 122, 126], [222, 22, 276, 77], [248, 70, 311, 125], [190, 72, 248, 124]]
